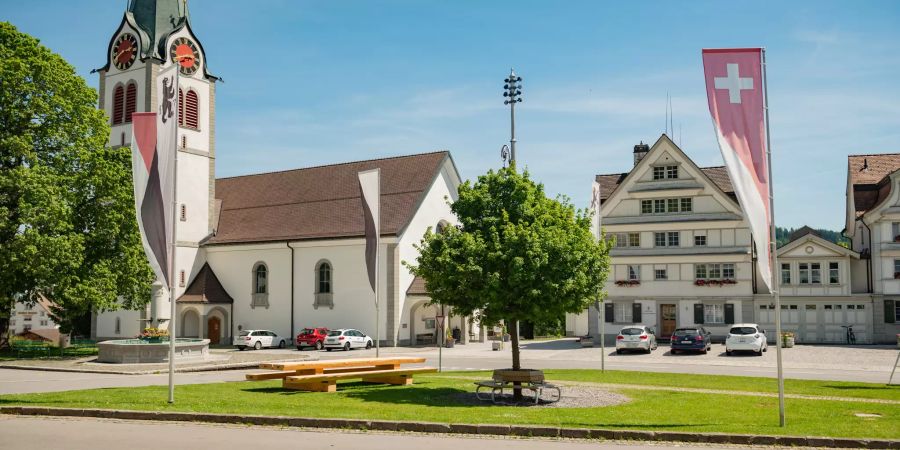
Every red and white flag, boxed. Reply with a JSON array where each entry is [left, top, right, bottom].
[[131, 64, 178, 289], [358, 168, 380, 297], [702, 48, 772, 290]]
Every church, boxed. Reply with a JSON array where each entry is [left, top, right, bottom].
[[91, 0, 471, 347]]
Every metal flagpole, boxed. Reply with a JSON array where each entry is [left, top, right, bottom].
[[374, 227, 380, 358], [762, 48, 786, 427], [599, 300, 605, 372], [167, 71, 179, 404]]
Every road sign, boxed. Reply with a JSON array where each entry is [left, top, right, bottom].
[[435, 315, 445, 329]]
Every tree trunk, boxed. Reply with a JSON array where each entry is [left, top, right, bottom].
[[509, 319, 522, 401]]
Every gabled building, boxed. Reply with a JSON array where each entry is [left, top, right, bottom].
[[567, 135, 757, 342], [844, 153, 900, 343]]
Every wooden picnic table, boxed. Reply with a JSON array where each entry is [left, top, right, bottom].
[[246, 357, 436, 393]]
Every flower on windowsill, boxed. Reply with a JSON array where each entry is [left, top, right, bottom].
[[694, 279, 737, 286], [615, 280, 641, 287]]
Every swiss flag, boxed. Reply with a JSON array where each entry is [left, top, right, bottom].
[[702, 48, 773, 291]]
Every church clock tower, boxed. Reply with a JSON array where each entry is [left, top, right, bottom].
[[97, 0, 218, 330]]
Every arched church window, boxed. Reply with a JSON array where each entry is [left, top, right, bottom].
[[112, 85, 124, 125], [314, 260, 334, 309], [255, 265, 267, 294], [124, 82, 137, 123], [251, 262, 269, 309]]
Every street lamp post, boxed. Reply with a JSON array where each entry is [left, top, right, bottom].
[[503, 69, 523, 167]]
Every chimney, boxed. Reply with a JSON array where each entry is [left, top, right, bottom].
[[633, 141, 650, 167]]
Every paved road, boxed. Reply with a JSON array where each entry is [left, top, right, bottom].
[[1, 339, 897, 394], [0, 415, 769, 450]]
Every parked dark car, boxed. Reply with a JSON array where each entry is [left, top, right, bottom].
[[296, 327, 329, 350], [670, 327, 712, 354]]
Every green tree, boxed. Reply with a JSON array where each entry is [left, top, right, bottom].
[[0, 22, 154, 345], [407, 167, 611, 375]]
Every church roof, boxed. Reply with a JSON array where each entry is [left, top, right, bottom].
[[595, 166, 735, 205], [406, 276, 429, 296], [847, 153, 900, 216], [207, 151, 453, 245], [176, 263, 234, 304]]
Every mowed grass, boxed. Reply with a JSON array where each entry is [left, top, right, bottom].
[[442, 369, 900, 402], [1, 371, 898, 439]]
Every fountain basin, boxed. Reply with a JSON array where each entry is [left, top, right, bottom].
[[97, 338, 210, 363]]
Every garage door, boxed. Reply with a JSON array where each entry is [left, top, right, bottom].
[[822, 303, 868, 344]]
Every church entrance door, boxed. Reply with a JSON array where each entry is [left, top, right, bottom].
[[207, 317, 221, 345]]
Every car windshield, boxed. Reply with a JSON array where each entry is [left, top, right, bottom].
[[300, 328, 315, 335], [239, 331, 250, 337], [327, 330, 343, 337], [621, 328, 643, 335], [674, 329, 699, 336], [730, 327, 758, 335]]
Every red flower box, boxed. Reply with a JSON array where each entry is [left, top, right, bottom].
[[614, 280, 641, 287]]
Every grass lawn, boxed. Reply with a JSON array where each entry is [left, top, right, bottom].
[[1, 370, 897, 440]]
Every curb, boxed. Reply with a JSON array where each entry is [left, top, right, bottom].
[[2, 407, 897, 449]]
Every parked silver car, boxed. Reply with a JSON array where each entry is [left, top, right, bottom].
[[233, 329, 286, 351], [615, 326, 658, 354], [324, 329, 373, 351]]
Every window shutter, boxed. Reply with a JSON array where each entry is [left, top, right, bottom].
[[112, 85, 124, 125], [178, 89, 185, 126], [185, 90, 199, 129], [632, 303, 642, 324], [604, 303, 614, 323], [724, 303, 735, 324], [124, 82, 137, 123], [885, 300, 896, 323], [693, 304, 705, 324]]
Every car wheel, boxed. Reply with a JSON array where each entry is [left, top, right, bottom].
[[762, 344, 768, 352], [296, 346, 303, 351], [726, 350, 732, 356], [756, 345, 763, 356], [616, 349, 622, 355], [326, 348, 332, 352], [344, 342, 351, 351], [254, 341, 262, 351], [645, 347, 652, 354], [278, 340, 285, 349], [238, 346, 245, 351], [315, 341, 323, 351], [366, 340, 372, 350], [671, 349, 678, 355], [701, 346, 708, 355]]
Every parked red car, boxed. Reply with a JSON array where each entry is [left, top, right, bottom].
[[296, 327, 329, 350]]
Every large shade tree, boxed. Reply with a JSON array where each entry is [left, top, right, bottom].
[[0, 22, 154, 345], [408, 167, 611, 373]]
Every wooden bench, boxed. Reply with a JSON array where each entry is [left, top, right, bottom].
[[247, 357, 436, 392], [12, 340, 52, 358], [474, 369, 561, 404]]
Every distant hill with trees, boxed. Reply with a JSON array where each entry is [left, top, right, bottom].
[[776, 226, 850, 249]]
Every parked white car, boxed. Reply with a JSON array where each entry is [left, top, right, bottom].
[[615, 326, 658, 354], [324, 329, 373, 351], [725, 323, 767, 356], [233, 330, 286, 351]]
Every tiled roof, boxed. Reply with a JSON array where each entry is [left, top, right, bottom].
[[848, 153, 900, 215], [407, 276, 428, 296], [595, 166, 735, 203], [177, 263, 234, 304], [208, 151, 450, 245], [19, 328, 60, 343], [788, 226, 820, 242]]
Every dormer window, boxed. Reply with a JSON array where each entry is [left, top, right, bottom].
[[653, 165, 679, 180]]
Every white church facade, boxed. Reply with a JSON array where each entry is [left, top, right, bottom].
[[92, 1, 470, 346]]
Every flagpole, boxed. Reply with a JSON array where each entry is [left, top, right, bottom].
[[762, 48, 786, 427], [167, 69, 179, 405], [375, 231, 380, 358]]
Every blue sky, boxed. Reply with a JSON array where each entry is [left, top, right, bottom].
[[6, 1, 900, 230]]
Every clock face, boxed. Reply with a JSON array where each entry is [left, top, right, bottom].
[[112, 33, 138, 70], [170, 37, 200, 75]]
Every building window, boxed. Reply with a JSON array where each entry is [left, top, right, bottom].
[[723, 264, 735, 279], [655, 232, 666, 247], [667, 231, 679, 247], [642, 197, 692, 215], [424, 318, 435, 330], [667, 198, 679, 212], [251, 263, 269, 308], [654, 199, 665, 213], [628, 265, 639, 281], [641, 200, 652, 214], [314, 260, 334, 309], [614, 303, 633, 323], [178, 89, 200, 129], [695, 265, 707, 279], [112, 85, 125, 125], [180, 204, 186, 222], [654, 165, 679, 179], [654, 268, 667, 280], [680, 198, 693, 212], [704, 304, 724, 324], [894, 259, 900, 277], [124, 82, 136, 123], [781, 263, 791, 285], [893, 222, 900, 241], [613, 233, 640, 248], [829, 262, 839, 284], [799, 263, 809, 284], [810, 263, 821, 284], [694, 233, 707, 246], [695, 263, 735, 280], [40, 320, 48, 326]]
